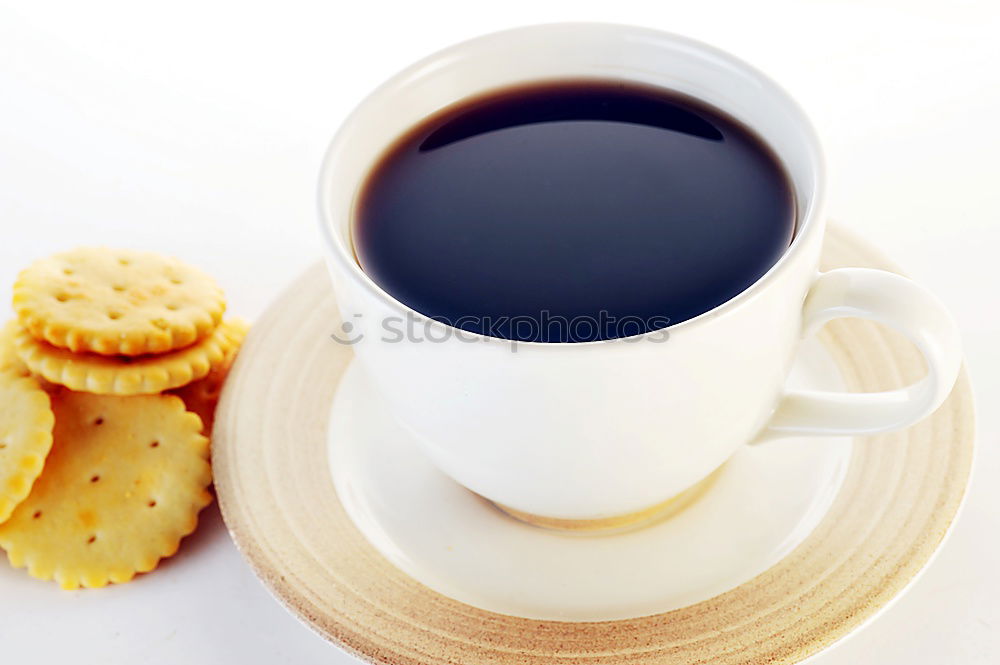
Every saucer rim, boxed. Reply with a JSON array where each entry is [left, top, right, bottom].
[[212, 224, 974, 665]]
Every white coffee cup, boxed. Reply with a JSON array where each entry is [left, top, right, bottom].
[[318, 23, 961, 523]]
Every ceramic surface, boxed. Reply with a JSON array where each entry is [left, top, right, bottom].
[[317, 24, 961, 520], [213, 226, 974, 665]]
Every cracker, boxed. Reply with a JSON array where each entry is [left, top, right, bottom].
[[14, 318, 248, 396], [168, 342, 240, 435], [0, 370, 55, 524], [0, 391, 212, 589], [13, 247, 226, 356]]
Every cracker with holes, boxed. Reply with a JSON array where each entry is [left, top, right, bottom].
[[14, 318, 248, 395], [13, 247, 226, 356], [0, 370, 55, 524], [0, 391, 212, 589]]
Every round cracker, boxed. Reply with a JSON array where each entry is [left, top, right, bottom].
[[14, 318, 248, 396], [13, 247, 226, 356], [0, 391, 212, 589], [0, 370, 55, 524]]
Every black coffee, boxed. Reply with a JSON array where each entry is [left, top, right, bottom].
[[354, 80, 795, 342]]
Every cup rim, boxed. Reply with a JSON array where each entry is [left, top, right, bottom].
[[317, 22, 826, 348]]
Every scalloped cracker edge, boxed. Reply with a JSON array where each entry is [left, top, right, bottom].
[[13, 247, 226, 356], [0, 370, 55, 524], [15, 319, 249, 395], [0, 391, 212, 589]]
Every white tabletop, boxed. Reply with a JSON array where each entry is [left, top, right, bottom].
[[1, 1, 997, 663]]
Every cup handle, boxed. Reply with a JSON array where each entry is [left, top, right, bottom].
[[757, 267, 962, 441]]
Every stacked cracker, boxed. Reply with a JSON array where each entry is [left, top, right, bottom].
[[0, 248, 247, 589]]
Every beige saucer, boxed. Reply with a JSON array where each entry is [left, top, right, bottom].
[[213, 225, 974, 665]]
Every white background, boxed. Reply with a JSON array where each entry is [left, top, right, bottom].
[[1, 1, 997, 663]]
